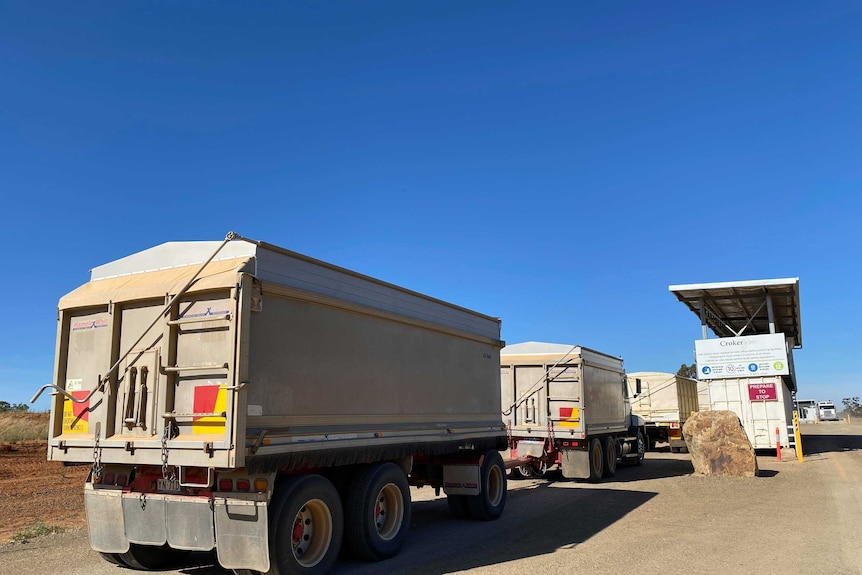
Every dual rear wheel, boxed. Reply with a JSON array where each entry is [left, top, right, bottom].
[[446, 450, 507, 521], [266, 464, 412, 574]]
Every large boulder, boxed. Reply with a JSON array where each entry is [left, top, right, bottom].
[[682, 410, 759, 477]]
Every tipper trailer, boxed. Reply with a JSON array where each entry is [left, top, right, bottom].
[[626, 372, 699, 452], [34, 233, 509, 574], [500, 342, 645, 482]]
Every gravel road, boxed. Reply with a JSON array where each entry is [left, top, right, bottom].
[[3, 423, 860, 575]]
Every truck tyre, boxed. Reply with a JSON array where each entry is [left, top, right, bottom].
[[587, 438, 604, 482], [602, 437, 617, 478], [635, 432, 646, 466], [344, 463, 412, 561], [118, 544, 188, 570], [98, 553, 127, 566], [510, 465, 531, 479], [446, 494, 472, 519], [268, 475, 344, 575], [466, 450, 507, 521]]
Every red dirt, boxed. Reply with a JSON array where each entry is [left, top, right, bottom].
[[0, 441, 89, 542]]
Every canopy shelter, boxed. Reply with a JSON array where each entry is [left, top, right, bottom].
[[668, 278, 802, 349]]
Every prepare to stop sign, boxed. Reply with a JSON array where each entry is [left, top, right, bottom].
[[748, 382, 778, 401]]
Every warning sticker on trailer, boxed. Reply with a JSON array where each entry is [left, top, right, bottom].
[[559, 407, 580, 428], [62, 390, 90, 434], [192, 385, 227, 435]]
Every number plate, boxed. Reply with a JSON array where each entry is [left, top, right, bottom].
[[157, 478, 181, 493]]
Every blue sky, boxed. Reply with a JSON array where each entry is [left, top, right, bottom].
[[1, 2, 860, 410]]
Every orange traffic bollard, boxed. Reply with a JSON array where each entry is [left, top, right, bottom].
[[775, 427, 781, 461]]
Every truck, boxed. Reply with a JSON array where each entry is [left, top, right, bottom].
[[33, 232, 509, 574], [626, 372, 699, 452], [818, 401, 839, 421], [499, 342, 645, 482]]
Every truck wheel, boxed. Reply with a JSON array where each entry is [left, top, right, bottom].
[[510, 465, 531, 479], [268, 475, 344, 575], [635, 432, 645, 466], [98, 553, 127, 566], [587, 438, 604, 482], [466, 450, 507, 521], [118, 544, 188, 570], [344, 463, 412, 561], [602, 437, 617, 478], [446, 494, 472, 519]]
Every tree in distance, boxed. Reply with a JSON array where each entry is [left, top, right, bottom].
[[841, 397, 862, 417], [677, 363, 697, 379]]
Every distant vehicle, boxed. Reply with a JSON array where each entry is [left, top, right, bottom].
[[818, 401, 839, 421], [796, 399, 819, 423], [500, 342, 646, 482]]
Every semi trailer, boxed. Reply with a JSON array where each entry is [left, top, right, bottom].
[[34, 232, 508, 574], [500, 342, 645, 482], [626, 372, 699, 452]]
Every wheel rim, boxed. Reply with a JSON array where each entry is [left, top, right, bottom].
[[638, 435, 645, 459], [374, 483, 404, 541], [532, 461, 547, 478], [291, 498, 333, 567], [606, 442, 616, 469], [592, 443, 602, 470], [487, 464, 504, 507]]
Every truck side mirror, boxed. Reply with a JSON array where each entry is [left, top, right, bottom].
[[635, 378, 642, 397]]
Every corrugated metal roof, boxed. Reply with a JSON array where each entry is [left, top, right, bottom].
[[668, 278, 802, 348]]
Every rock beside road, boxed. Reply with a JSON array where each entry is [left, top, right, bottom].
[[682, 410, 759, 477]]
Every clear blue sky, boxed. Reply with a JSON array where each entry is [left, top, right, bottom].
[[1, 2, 860, 410]]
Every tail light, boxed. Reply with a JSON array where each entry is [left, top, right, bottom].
[[236, 479, 251, 492], [218, 479, 233, 491]]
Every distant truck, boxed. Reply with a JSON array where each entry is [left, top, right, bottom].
[[627, 372, 699, 452], [500, 342, 645, 482], [818, 401, 839, 421], [33, 233, 509, 574]]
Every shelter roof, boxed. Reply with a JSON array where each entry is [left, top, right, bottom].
[[668, 278, 802, 348]]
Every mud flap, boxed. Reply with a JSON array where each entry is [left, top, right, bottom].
[[214, 498, 270, 572], [84, 486, 130, 553], [166, 497, 215, 551], [561, 449, 589, 479], [123, 493, 167, 545]]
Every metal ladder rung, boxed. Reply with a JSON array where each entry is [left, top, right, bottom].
[[167, 314, 231, 326], [162, 363, 229, 373], [163, 412, 227, 419]]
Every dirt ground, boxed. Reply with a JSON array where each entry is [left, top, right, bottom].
[[0, 441, 89, 542], [1, 423, 861, 575]]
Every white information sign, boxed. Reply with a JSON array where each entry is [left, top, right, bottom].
[[695, 333, 789, 380]]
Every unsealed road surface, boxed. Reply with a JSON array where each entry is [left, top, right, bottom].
[[3, 423, 860, 575]]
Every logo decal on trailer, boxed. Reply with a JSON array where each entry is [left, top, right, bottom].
[[192, 385, 227, 435]]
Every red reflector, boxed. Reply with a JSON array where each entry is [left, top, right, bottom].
[[572, 441, 579, 447], [104, 473, 115, 484], [218, 479, 233, 491], [562, 441, 570, 447], [236, 479, 250, 491], [116, 474, 128, 486]]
